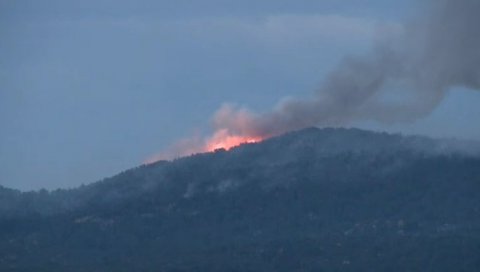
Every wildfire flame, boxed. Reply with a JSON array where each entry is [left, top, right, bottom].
[[204, 129, 263, 152], [144, 129, 264, 164]]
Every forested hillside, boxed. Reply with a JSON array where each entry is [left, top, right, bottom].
[[1, 128, 479, 271]]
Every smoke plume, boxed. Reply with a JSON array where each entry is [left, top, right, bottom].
[[213, 0, 480, 139]]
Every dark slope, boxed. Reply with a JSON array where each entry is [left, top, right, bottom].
[[1, 128, 480, 271]]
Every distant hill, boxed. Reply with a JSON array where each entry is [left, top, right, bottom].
[[1, 127, 480, 271]]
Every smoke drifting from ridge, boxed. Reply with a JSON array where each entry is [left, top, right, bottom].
[[212, 0, 480, 139], [147, 0, 480, 162]]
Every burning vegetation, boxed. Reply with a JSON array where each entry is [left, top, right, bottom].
[[147, 0, 480, 163]]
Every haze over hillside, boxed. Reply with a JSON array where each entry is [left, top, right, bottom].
[[2, 0, 480, 191], [1, 128, 479, 271]]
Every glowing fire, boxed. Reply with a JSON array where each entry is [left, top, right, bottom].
[[205, 129, 263, 152], [144, 129, 264, 164]]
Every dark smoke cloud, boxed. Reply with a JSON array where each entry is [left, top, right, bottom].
[[213, 0, 480, 138]]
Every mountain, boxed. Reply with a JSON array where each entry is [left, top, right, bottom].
[[1, 127, 480, 271]]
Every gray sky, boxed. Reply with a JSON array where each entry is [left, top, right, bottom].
[[1, 0, 479, 190]]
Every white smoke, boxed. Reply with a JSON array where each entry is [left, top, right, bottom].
[[213, 0, 480, 139]]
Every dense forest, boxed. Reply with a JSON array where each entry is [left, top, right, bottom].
[[1, 128, 479, 271]]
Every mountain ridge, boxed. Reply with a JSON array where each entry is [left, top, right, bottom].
[[1, 127, 480, 271], [1, 127, 480, 218]]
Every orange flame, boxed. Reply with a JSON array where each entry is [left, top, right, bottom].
[[204, 129, 263, 152], [144, 129, 264, 164]]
